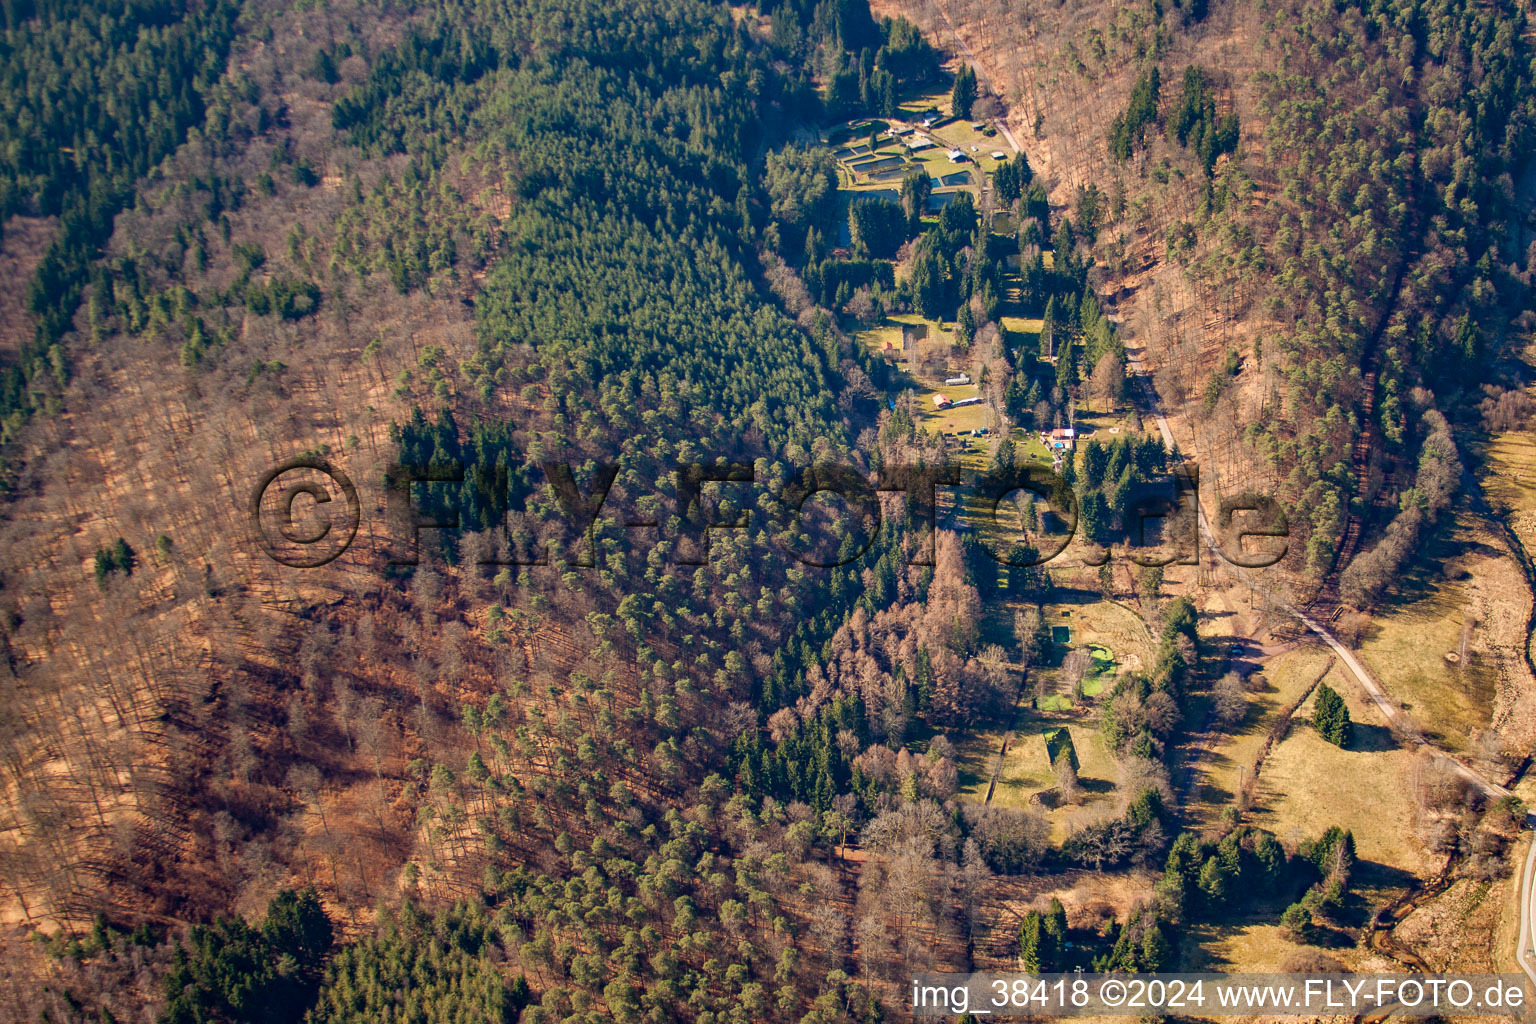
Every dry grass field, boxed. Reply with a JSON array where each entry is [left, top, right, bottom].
[[1181, 920, 1320, 971], [953, 594, 1150, 841], [1248, 674, 1434, 877], [977, 716, 1120, 841], [1482, 432, 1536, 573], [985, 725, 1054, 807], [1182, 647, 1334, 827], [1352, 507, 1526, 757], [1042, 596, 1152, 677], [1356, 586, 1491, 754], [954, 723, 1013, 801]]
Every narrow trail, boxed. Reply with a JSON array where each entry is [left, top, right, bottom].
[[927, 0, 986, 86], [941, 40, 1536, 977], [1125, 344, 1508, 801]]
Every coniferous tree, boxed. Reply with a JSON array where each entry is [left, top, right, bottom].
[[951, 63, 978, 118], [1312, 683, 1353, 747]]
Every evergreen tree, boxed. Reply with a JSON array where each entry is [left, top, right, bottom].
[[1039, 296, 1057, 359], [1018, 911, 1043, 971], [1311, 683, 1353, 747], [951, 63, 977, 118], [899, 166, 931, 232]]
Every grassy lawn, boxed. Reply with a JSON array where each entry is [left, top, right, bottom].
[[885, 310, 949, 340], [987, 717, 1120, 840], [892, 97, 1005, 158], [1481, 430, 1536, 515], [1000, 315, 1044, 336], [1045, 595, 1153, 677], [825, 105, 994, 204], [1071, 724, 1116, 784], [946, 599, 1138, 840], [851, 322, 901, 358], [1480, 430, 1536, 580], [990, 725, 1055, 808], [1018, 600, 1151, 713], [1013, 429, 1054, 465], [1081, 644, 1116, 697], [1043, 725, 1076, 767], [915, 391, 992, 434]]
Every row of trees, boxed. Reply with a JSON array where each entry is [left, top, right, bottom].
[[1339, 401, 1460, 608]]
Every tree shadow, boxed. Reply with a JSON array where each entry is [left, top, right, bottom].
[[1350, 858, 1419, 892], [1306, 923, 1357, 949], [1181, 745, 1239, 808], [1364, 515, 1470, 609], [1349, 721, 1398, 753]]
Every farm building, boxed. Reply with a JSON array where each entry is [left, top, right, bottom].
[[951, 396, 982, 408], [933, 394, 952, 409], [908, 138, 935, 152], [991, 151, 1007, 160], [944, 373, 971, 385], [946, 148, 966, 162]]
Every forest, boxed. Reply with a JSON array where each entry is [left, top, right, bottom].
[[0, 0, 242, 447], [0, 0, 1533, 1017]]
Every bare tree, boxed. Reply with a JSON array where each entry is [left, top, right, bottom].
[[1090, 351, 1125, 412], [962, 803, 1050, 873], [1054, 757, 1083, 804], [1210, 672, 1247, 731]]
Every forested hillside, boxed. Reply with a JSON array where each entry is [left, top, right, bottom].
[[2, 0, 967, 1018], [0, 0, 1533, 1018], [877, 0, 1536, 584], [0, 0, 242, 443]]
